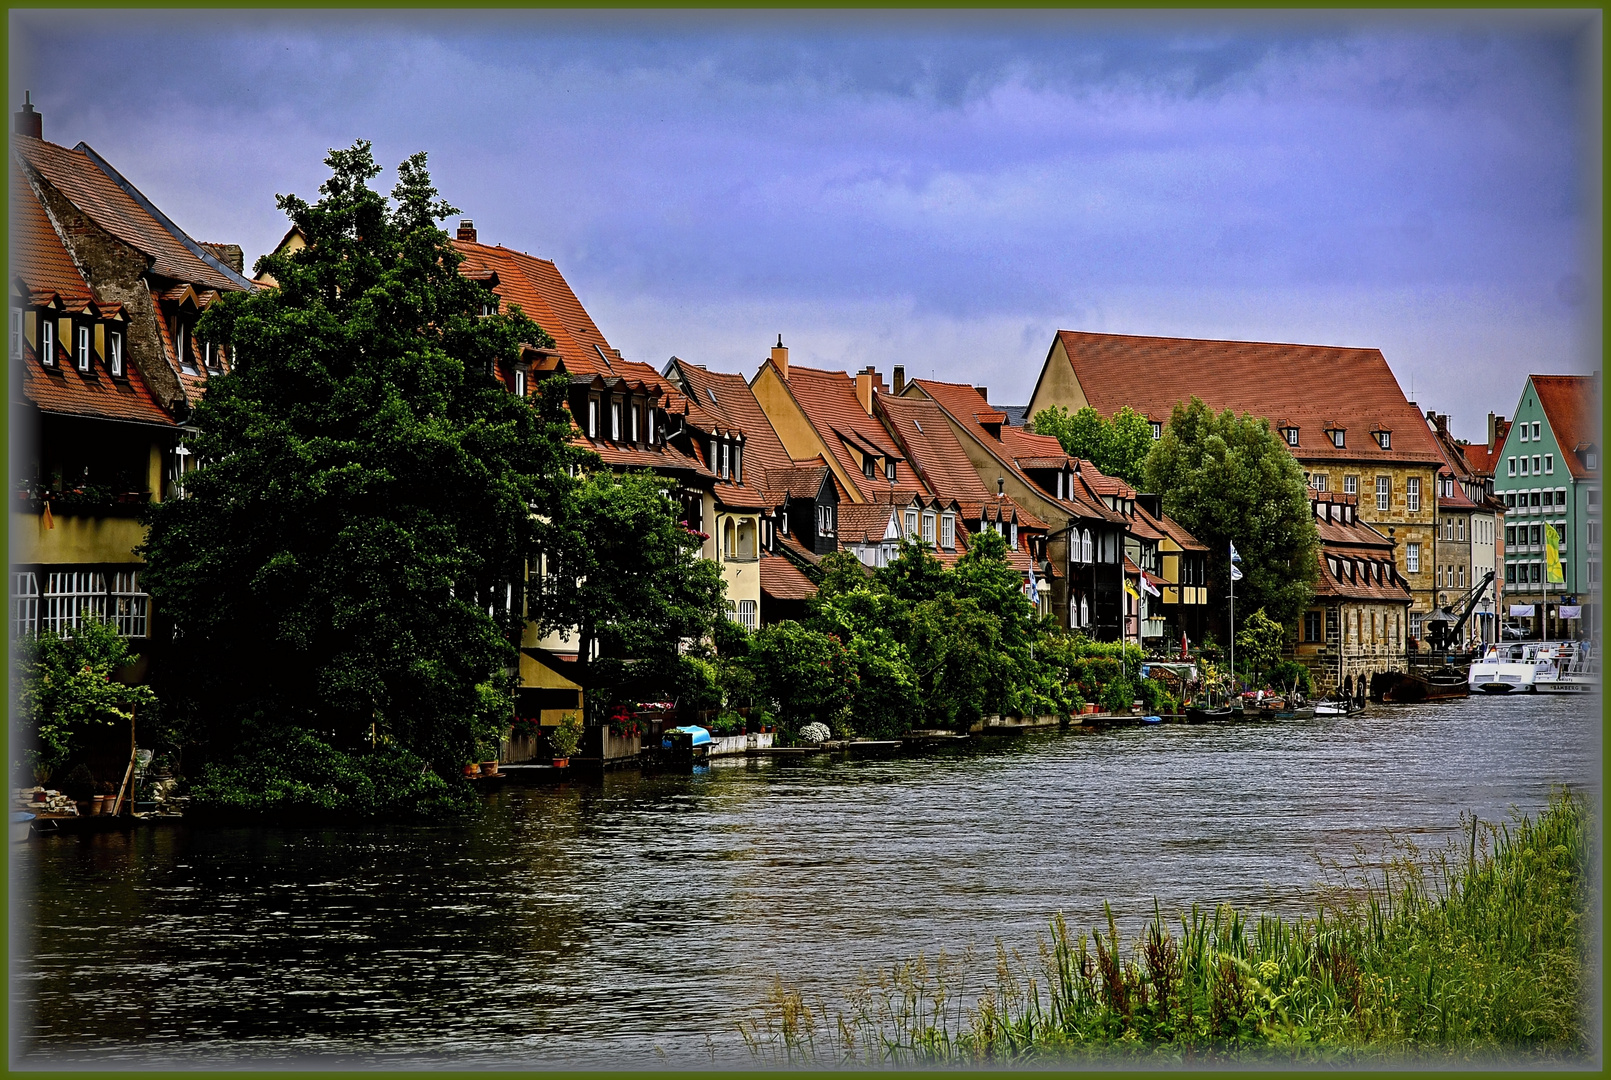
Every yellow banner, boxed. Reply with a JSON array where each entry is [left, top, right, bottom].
[[1124, 578, 1141, 600], [1544, 523, 1565, 583]]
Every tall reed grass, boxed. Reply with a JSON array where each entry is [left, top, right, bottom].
[[740, 791, 1592, 1065]]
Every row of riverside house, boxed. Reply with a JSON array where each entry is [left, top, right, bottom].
[[12, 100, 1597, 755]]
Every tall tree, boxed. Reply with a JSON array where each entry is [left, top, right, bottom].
[[1141, 397, 1319, 640], [140, 141, 580, 773], [533, 470, 727, 715], [1032, 403, 1153, 486]]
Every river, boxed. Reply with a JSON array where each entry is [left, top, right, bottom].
[[11, 693, 1597, 1067]]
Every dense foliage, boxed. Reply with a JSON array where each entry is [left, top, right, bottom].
[[1142, 397, 1319, 638], [140, 141, 581, 776], [1032, 404, 1154, 487], [13, 617, 157, 781], [744, 792, 1591, 1064]]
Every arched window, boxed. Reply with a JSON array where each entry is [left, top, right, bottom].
[[1081, 529, 1094, 564], [1079, 596, 1089, 627], [724, 518, 737, 559]]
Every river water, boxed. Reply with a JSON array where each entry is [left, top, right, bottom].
[[11, 693, 1598, 1067]]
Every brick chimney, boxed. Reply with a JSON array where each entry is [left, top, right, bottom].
[[14, 91, 40, 139], [1487, 412, 1506, 451], [893, 365, 906, 395], [770, 335, 788, 380], [977, 386, 988, 403], [456, 219, 477, 243]]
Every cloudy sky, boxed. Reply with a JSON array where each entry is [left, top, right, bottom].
[[11, 11, 1600, 442]]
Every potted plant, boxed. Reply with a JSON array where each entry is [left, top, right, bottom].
[[462, 760, 481, 777], [550, 712, 583, 767]]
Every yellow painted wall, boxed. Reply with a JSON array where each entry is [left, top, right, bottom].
[[1025, 337, 1090, 420], [11, 510, 147, 565], [750, 363, 864, 503], [518, 648, 584, 727]]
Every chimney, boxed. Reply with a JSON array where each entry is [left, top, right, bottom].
[[893, 365, 906, 395], [977, 386, 989, 403], [14, 91, 40, 139], [770, 335, 788, 380], [854, 365, 876, 415], [456, 219, 477, 243], [1487, 412, 1504, 450]]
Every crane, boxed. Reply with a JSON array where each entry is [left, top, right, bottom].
[[1425, 569, 1497, 653]]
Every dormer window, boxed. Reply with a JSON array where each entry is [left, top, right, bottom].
[[905, 510, 919, 537], [1375, 430, 1391, 450], [39, 315, 54, 367], [863, 455, 875, 479], [941, 513, 955, 549], [610, 400, 622, 441], [647, 409, 656, 445], [108, 330, 123, 377], [1282, 426, 1299, 446], [734, 443, 742, 483], [1151, 422, 1162, 440], [1588, 451, 1598, 471], [885, 459, 896, 481], [629, 403, 639, 442], [204, 341, 220, 371], [75, 325, 91, 372], [817, 505, 836, 537], [480, 298, 497, 316], [587, 398, 599, 438], [7, 308, 21, 359], [922, 512, 936, 545], [1328, 428, 1345, 449], [513, 367, 527, 398]]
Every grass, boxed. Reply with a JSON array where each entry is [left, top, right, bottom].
[[739, 790, 1593, 1066]]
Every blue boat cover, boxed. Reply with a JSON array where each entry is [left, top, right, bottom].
[[666, 725, 712, 746]]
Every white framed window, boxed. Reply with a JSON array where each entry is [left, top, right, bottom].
[[1376, 475, 1390, 511], [1405, 542, 1420, 574], [1520, 456, 1529, 475], [1081, 528, 1093, 564], [174, 321, 190, 369], [1311, 473, 1328, 492], [9, 308, 23, 359], [1329, 428, 1345, 448], [817, 504, 835, 536], [862, 456, 875, 479], [629, 403, 639, 442], [587, 398, 599, 438], [1532, 455, 1541, 474], [1457, 518, 1465, 541], [610, 400, 622, 441], [1520, 425, 1530, 443], [922, 512, 936, 545], [108, 331, 123, 377], [902, 509, 917, 537], [1344, 475, 1357, 495], [1544, 454, 1553, 474], [42, 571, 107, 635], [1376, 431, 1391, 449], [735, 599, 757, 631], [204, 341, 220, 371], [1532, 422, 1541, 440], [1508, 457, 1517, 476], [39, 316, 54, 366], [1284, 427, 1299, 446], [1151, 422, 1162, 440], [513, 367, 526, 398], [75, 325, 91, 371], [1009, 521, 1018, 547], [720, 441, 730, 480], [110, 571, 149, 638], [647, 409, 656, 444], [885, 459, 896, 481], [734, 444, 742, 483], [941, 514, 955, 549], [11, 572, 39, 637], [1406, 477, 1420, 512]]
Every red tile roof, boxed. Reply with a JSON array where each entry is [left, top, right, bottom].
[[1044, 330, 1444, 466], [14, 136, 244, 293], [876, 394, 995, 502], [775, 365, 926, 500], [761, 554, 817, 601], [1461, 441, 1501, 479], [666, 360, 794, 478], [1531, 375, 1600, 480], [11, 160, 91, 303], [452, 238, 619, 380]]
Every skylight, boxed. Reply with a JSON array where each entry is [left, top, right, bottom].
[[707, 387, 717, 404], [914, 419, 923, 433]]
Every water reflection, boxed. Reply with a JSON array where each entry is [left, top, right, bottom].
[[14, 693, 1597, 1066]]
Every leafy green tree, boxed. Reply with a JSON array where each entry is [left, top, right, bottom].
[[534, 470, 726, 717], [140, 140, 580, 777], [1032, 404, 1153, 486], [14, 618, 157, 781], [1234, 608, 1287, 686], [1142, 397, 1319, 639], [744, 621, 856, 736]]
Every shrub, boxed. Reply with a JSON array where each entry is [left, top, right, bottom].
[[549, 712, 583, 758], [1264, 659, 1312, 695], [1099, 677, 1135, 714], [744, 621, 855, 736]]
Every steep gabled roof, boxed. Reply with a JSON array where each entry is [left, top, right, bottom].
[[775, 365, 926, 500], [761, 554, 817, 601], [665, 359, 794, 478], [14, 135, 248, 293], [1044, 330, 1443, 466], [1531, 375, 1600, 480], [876, 393, 995, 503], [452, 238, 618, 380]]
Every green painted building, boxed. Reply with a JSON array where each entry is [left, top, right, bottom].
[[1493, 374, 1600, 638]]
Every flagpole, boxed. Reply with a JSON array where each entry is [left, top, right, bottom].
[[1228, 541, 1235, 695]]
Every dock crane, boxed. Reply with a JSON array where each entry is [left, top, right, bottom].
[[1425, 570, 1496, 653]]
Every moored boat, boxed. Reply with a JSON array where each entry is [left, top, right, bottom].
[[1468, 641, 1581, 694], [1372, 667, 1469, 703], [1532, 642, 1598, 694]]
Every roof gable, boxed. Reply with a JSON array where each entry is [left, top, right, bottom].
[[1529, 375, 1599, 480]]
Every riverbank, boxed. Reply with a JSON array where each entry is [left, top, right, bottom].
[[741, 791, 1592, 1066]]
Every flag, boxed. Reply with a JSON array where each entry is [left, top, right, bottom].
[[1141, 575, 1160, 598], [1124, 578, 1140, 600], [1026, 560, 1039, 604], [1229, 563, 1243, 582], [1544, 524, 1565, 584], [41, 500, 53, 530], [1229, 541, 1242, 564]]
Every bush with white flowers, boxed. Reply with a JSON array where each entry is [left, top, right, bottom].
[[797, 722, 831, 746]]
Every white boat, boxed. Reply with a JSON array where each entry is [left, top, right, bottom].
[[1468, 641, 1590, 694], [1533, 641, 1598, 694]]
